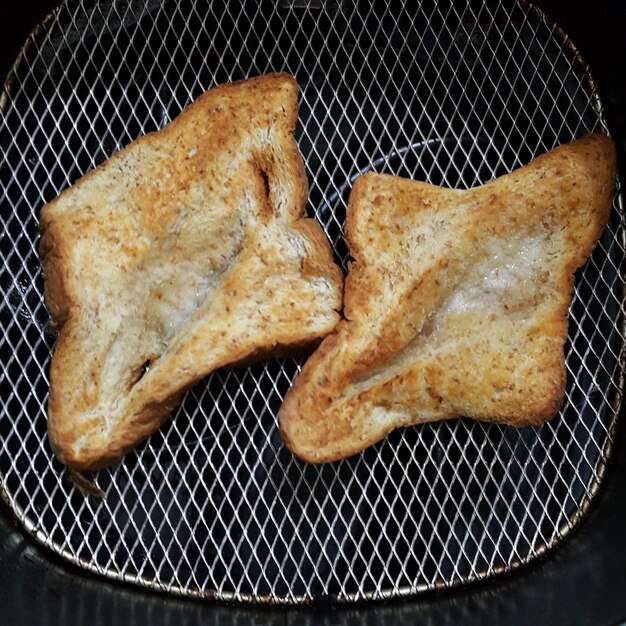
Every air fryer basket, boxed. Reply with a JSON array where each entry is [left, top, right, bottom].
[[0, 0, 623, 604]]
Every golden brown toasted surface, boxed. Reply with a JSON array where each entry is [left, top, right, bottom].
[[279, 134, 616, 463], [39, 73, 343, 471]]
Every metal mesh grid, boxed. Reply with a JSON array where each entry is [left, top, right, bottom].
[[0, 0, 624, 604]]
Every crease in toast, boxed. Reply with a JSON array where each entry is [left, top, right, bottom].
[[39, 73, 343, 470], [279, 134, 616, 463]]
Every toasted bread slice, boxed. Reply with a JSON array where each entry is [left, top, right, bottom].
[[279, 134, 616, 463], [40, 73, 343, 470]]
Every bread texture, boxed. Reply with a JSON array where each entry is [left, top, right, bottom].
[[279, 134, 616, 463], [39, 73, 343, 471]]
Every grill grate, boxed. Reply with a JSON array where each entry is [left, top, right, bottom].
[[0, 0, 624, 604]]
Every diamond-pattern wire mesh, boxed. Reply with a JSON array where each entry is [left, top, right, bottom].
[[0, 0, 624, 604]]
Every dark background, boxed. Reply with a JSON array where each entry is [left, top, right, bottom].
[[1, 1, 626, 624]]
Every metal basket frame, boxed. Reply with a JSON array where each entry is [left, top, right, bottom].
[[0, 0, 624, 604]]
